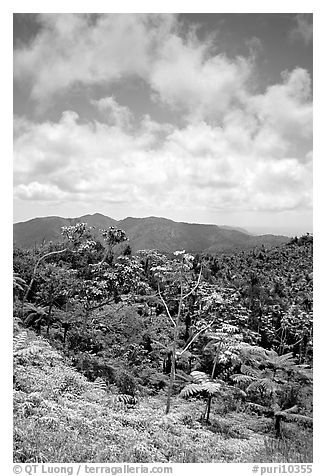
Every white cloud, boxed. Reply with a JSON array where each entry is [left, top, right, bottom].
[[149, 34, 251, 120], [14, 13, 177, 100], [14, 97, 312, 213], [14, 13, 252, 122], [13, 14, 312, 218], [15, 182, 67, 201], [248, 68, 312, 146], [91, 96, 133, 127], [289, 14, 313, 46]]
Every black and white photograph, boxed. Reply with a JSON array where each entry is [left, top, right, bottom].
[[12, 7, 314, 468]]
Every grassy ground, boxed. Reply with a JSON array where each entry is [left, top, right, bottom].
[[13, 330, 312, 463]]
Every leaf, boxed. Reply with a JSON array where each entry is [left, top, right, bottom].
[[240, 364, 260, 378], [231, 374, 255, 384], [190, 370, 210, 383], [201, 381, 222, 396], [180, 383, 203, 398]]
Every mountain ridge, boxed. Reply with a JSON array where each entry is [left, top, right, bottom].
[[13, 213, 289, 252]]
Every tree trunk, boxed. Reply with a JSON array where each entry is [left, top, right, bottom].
[[165, 269, 183, 414], [203, 349, 219, 422], [46, 303, 53, 335], [63, 323, 69, 345], [275, 414, 282, 438]]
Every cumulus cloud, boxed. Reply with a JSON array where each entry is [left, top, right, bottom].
[[13, 14, 312, 217], [14, 13, 177, 100], [15, 182, 67, 201], [14, 96, 312, 213], [289, 14, 313, 46], [248, 68, 312, 150], [14, 13, 252, 121], [149, 34, 251, 120], [91, 96, 133, 127]]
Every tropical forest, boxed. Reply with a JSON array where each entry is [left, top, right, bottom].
[[13, 224, 313, 463]]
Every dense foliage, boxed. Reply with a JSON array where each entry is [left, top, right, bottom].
[[13, 224, 313, 463]]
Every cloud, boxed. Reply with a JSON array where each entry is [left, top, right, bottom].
[[13, 14, 312, 217], [149, 34, 251, 120], [14, 13, 252, 121], [248, 68, 312, 146], [289, 14, 313, 46], [14, 92, 312, 213], [15, 182, 67, 201], [91, 96, 133, 127], [14, 13, 177, 100]]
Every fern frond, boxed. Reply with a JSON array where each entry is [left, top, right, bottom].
[[13, 273, 27, 292], [231, 374, 255, 384], [201, 381, 222, 396], [175, 370, 192, 382], [265, 350, 296, 369], [93, 377, 107, 392], [190, 370, 210, 383], [110, 394, 139, 405], [247, 378, 277, 394], [247, 402, 271, 415], [282, 413, 313, 426], [180, 383, 203, 398], [13, 331, 28, 353], [240, 364, 260, 378], [14, 345, 43, 358]]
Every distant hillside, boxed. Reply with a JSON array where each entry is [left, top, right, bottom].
[[13, 213, 289, 252]]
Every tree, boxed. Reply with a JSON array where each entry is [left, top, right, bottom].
[[150, 250, 210, 414], [231, 347, 313, 436], [34, 264, 73, 334], [180, 370, 223, 422]]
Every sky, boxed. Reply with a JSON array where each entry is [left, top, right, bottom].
[[13, 13, 313, 235]]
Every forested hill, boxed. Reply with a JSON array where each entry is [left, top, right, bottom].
[[14, 213, 289, 252]]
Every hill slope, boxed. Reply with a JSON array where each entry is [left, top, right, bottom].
[[13, 328, 270, 463], [13, 214, 289, 252]]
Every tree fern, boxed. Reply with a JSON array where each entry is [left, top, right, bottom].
[[240, 363, 260, 377], [247, 377, 278, 395], [190, 370, 210, 383], [264, 350, 297, 369], [201, 381, 222, 396], [231, 374, 255, 385], [180, 370, 222, 422], [180, 383, 204, 398]]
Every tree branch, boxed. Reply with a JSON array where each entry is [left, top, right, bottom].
[[182, 266, 202, 301], [177, 318, 215, 356], [158, 283, 176, 327], [23, 248, 71, 302]]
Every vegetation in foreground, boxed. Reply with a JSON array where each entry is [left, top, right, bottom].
[[13, 225, 313, 463], [14, 329, 312, 463]]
